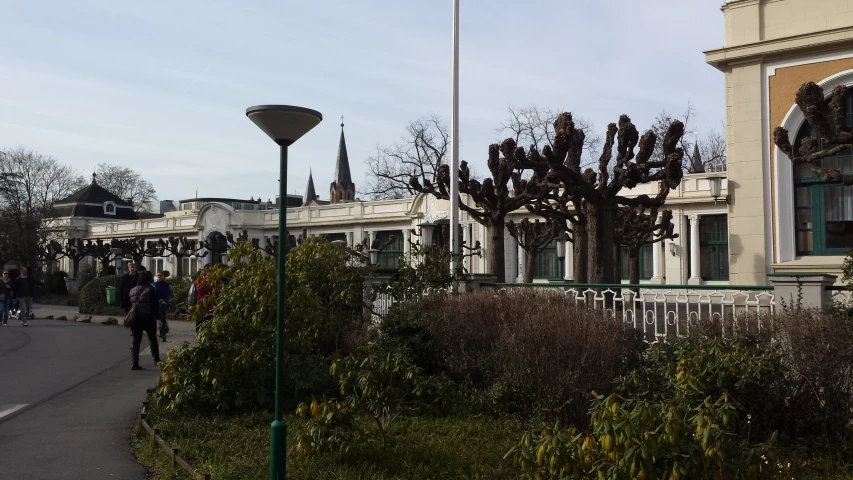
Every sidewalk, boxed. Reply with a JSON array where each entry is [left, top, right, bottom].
[[31, 303, 197, 355]]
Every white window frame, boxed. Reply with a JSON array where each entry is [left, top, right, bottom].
[[104, 201, 116, 215]]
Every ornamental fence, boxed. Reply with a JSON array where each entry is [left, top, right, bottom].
[[367, 277, 850, 343], [489, 283, 775, 343]]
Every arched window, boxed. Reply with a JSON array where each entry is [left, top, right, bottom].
[[793, 91, 853, 255], [104, 202, 116, 215]]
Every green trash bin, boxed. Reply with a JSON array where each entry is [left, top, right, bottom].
[[106, 286, 116, 305]]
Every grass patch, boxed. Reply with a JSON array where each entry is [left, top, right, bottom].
[[132, 406, 523, 480]]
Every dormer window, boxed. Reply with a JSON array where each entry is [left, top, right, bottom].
[[104, 202, 116, 215]]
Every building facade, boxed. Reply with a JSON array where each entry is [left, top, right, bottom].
[[705, 0, 853, 283], [49, 0, 852, 286]]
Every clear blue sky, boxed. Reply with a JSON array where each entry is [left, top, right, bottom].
[[0, 0, 724, 203]]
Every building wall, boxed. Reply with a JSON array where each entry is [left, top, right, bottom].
[[723, 0, 853, 48]]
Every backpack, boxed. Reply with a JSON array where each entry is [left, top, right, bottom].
[[124, 286, 152, 328]]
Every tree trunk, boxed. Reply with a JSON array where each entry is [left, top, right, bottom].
[[133, 252, 145, 268], [488, 217, 506, 282], [71, 258, 81, 280], [572, 222, 588, 284], [523, 250, 536, 284], [628, 253, 641, 286], [585, 203, 616, 285]]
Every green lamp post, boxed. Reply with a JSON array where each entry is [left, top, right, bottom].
[[245, 105, 322, 480]]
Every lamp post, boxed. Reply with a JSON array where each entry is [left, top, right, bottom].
[[449, 0, 461, 280], [110, 247, 123, 298], [246, 105, 322, 480]]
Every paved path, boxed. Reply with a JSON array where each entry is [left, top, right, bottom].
[[0, 305, 196, 480]]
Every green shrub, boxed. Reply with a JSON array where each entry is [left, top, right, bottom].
[[78, 275, 123, 315], [154, 238, 368, 414], [165, 277, 192, 317], [76, 263, 96, 292], [42, 271, 68, 295], [509, 333, 784, 479], [425, 288, 645, 424]]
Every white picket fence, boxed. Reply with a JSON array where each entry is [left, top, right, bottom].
[[557, 286, 775, 342]]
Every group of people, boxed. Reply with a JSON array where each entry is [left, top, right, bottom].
[[0, 267, 41, 327], [118, 262, 170, 371]]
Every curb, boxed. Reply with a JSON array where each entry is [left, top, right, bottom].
[[139, 392, 210, 480]]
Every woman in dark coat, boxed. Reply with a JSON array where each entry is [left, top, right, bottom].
[[128, 271, 161, 370]]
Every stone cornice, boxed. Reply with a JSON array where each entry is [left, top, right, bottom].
[[705, 26, 853, 70]]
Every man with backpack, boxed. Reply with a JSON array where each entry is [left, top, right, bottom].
[[127, 271, 161, 370]]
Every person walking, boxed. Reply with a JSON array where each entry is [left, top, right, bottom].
[[154, 271, 171, 342], [0, 271, 11, 327], [128, 271, 161, 370], [119, 261, 140, 315], [13, 267, 39, 326]]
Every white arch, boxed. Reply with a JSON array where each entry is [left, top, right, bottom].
[[774, 68, 853, 263]]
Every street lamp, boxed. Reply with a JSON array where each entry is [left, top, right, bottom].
[[246, 105, 322, 480], [417, 221, 435, 247], [556, 233, 567, 261]]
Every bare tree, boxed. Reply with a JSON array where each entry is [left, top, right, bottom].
[[410, 139, 550, 282], [774, 82, 853, 186], [0, 147, 86, 270], [498, 105, 602, 168], [506, 217, 560, 283], [95, 163, 157, 212], [650, 102, 725, 173], [615, 207, 677, 286], [521, 113, 684, 284], [363, 115, 449, 200]]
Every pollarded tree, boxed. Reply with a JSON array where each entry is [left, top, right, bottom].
[[85, 239, 116, 275], [409, 139, 549, 282], [506, 217, 561, 283], [159, 236, 204, 278], [63, 238, 89, 279], [521, 113, 684, 284], [774, 81, 853, 186], [615, 206, 677, 286]]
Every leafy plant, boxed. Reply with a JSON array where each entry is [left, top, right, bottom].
[[76, 262, 97, 292], [296, 343, 453, 452], [78, 274, 122, 315], [154, 238, 368, 414], [508, 334, 784, 479], [165, 276, 192, 317]]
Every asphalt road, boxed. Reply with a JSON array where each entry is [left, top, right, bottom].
[[0, 315, 161, 480]]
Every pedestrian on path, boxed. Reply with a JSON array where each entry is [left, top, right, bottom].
[[119, 261, 140, 315], [0, 271, 11, 326], [13, 267, 40, 326], [154, 271, 171, 342], [128, 271, 161, 370]]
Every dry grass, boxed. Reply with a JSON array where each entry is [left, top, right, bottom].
[[426, 288, 645, 425]]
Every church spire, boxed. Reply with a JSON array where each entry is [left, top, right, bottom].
[[330, 117, 356, 203], [302, 169, 317, 206], [691, 143, 705, 173]]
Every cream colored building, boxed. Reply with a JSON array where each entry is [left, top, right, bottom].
[[706, 0, 853, 284], [49, 0, 853, 287]]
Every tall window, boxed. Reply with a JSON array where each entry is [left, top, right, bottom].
[[182, 257, 200, 277], [534, 240, 563, 280], [698, 215, 729, 280], [148, 258, 165, 274], [794, 91, 853, 255], [619, 244, 653, 280], [376, 230, 404, 268]]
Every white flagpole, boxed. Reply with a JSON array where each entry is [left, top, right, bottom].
[[449, 0, 460, 280]]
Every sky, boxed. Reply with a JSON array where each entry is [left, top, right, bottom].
[[0, 0, 726, 204]]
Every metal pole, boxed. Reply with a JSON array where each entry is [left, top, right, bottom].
[[449, 0, 460, 279], [269, 143, 289, 480]]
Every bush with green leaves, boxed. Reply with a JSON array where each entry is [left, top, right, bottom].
[[154, 238, 368, 414], [165, 276, 192, 317], [78, 274, 123, 315], [295, 342, 453, 452], [75, 262, 97, 292], [42, 271, 68, 295], [508, 333, 784, 479]]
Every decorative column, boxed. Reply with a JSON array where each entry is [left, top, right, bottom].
[[688, 214, 702, 284], [517, 238, 526, 283], [564, 239, 574, 281], [367, 230, 375, 249], [478, 223, 487, 274], [345, 231, 353, 248], [650, 242, 663, 284], [403, 229, 411, 256]]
